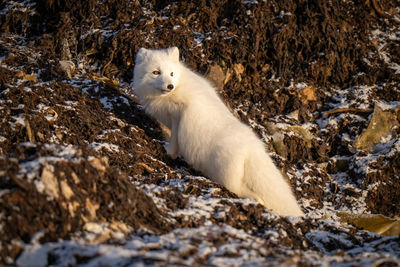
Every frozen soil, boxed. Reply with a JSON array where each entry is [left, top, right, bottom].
[[1, 0, 400, 266]]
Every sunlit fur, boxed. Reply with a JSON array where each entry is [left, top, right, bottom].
[[133, 47, 304, 216]]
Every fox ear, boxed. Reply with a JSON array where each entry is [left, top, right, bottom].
[[167, 47, 179, 62], [136, 48, 148, 63]]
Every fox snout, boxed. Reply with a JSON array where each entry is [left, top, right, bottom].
[[157, 75, 176, 93], [161, 82, 175, 93]]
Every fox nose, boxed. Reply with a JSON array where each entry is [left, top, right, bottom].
[[167, 84, 174, 90]]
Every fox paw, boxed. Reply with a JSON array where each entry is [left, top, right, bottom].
[[164, 143, 178, 159]]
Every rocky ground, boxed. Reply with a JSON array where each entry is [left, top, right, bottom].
[[1, 0, 400, 266]]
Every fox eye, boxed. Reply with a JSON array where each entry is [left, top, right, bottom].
[[170, 72, 174, 77], [152, 70, 160, 75]]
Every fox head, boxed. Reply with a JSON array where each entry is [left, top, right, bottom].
[[133, 47, 181, 100]]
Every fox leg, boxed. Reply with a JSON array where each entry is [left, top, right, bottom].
[[164, 115, 179, 159], [223, 157, 270, 208]]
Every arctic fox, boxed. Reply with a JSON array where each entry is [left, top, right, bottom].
[[133, 47, 304, 217]]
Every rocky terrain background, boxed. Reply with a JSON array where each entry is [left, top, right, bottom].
[[1, 0, 400, 265]]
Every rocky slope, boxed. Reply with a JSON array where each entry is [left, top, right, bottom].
[[1, 0, 400, 265]]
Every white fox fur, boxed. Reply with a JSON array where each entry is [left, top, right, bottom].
[[133, 47, 304, 216]]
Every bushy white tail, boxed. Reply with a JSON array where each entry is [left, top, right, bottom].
[[243, 151, 304, 216]]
